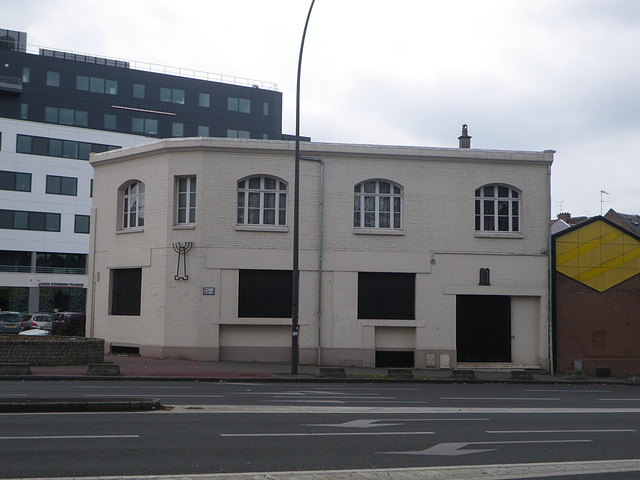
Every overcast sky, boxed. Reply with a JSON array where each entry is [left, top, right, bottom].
[[5, 0, 640, 218]]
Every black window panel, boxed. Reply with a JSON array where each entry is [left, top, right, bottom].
[[0, 210, 13, 229], [111, 268, 142, 315], [238, 270, 292, 318], [36, 253, 86, 269], [0, 250, 31, 268], [74, 215, 90, 234], [16, 134, 31, 153], [29, 212, 45, 231], [0, 171, 14, 190], [358, 272, 415, 320], [31, 136, 48, 155]]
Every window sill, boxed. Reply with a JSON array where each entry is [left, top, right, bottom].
[[173, 224, 196, 230], [475, 231, 524, 239], [116, 227, 144, 235], [354, 228, 404, 236], [235, 225, 289, 233], [359, 319, 419, 327]]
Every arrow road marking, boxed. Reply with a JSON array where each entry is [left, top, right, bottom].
[[383, 439, 592, 456], [306, 418, 491, 428], [306, 419, 402, 428], [221, 431, 435, 437]]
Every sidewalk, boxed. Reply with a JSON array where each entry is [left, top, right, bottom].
[[14, 354, 640, 384], [2, 355, 638, 412]]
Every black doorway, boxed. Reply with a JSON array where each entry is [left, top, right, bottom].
[[456, 295, 511, 362]]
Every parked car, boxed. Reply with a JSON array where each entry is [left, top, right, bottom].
[[20, 313, 52, 330], [18, 328, 50, 336], [50, 312, 86, 336], [0, 311, 24, 334]]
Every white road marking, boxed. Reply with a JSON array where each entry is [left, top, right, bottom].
[[85, 394, 223, 398], [600, 398, 640, 401], [305, 419, 402, 428], [267, 400, 346, 404], [6, 459, 640, 480], [220, 431, 435, 437], [163, 405, 640, 414], [526, 389, 610, 392], [384, 439, 592, 456], [0, 435, 139, 440], [306, 418, 491, 428], [487, 429, 636, 433], [75, 386, 192, 389], [441, 397, 560, 401]]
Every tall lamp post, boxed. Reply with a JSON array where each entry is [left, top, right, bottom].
[[292, 0, 315, 374]]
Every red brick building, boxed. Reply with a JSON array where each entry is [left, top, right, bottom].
[[553, 216, 640, 376]]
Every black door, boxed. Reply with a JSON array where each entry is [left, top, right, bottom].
[[456, 295, 511, 362]]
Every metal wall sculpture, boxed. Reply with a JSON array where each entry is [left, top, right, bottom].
[[172, 242, 193, 280]]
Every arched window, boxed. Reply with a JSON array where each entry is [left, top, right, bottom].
[[237, 176, 287, 226], [354, 180, 402, 230], [475, 184, 520, 232], [122, 181, 145, 229]]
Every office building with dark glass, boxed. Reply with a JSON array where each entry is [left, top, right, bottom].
[[0, 28, 283, 313]]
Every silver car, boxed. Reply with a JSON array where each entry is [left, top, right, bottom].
[[21, 313, 52, 330], [0, 312, 24, 334]]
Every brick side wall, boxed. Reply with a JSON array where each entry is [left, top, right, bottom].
[[555, 272, 640, 376], [0, 337, 104, 366]]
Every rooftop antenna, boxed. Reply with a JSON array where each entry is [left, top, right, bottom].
[[600, 190, 610, 215]]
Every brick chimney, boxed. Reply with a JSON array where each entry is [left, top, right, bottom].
[[458, 124, 471, 148], [557, 212, 571, 222]]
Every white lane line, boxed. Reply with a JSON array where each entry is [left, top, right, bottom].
[[526, 389, 610, 392], [487, 429, 637, 434], [600, 398, 640, 401], [272, 396, 396, 399], [75, 386, 192, 389], [220, 431, 435, 437], [84, 394, 223, 398], [164, 405, 640, 414], [0, 435, 139, 440], [441, 397, 560, 401], [268, 400, 346, 404]]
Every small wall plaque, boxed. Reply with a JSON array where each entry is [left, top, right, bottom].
[[203, 287, 215, 295]]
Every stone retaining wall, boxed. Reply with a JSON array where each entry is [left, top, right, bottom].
[[0, 336, 104, 366]]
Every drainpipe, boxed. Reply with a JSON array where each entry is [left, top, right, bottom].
[[89, 206, 98, 339], [301, 156, 324, 366]]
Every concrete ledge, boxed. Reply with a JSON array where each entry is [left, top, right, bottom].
[[86, 364, 121, 376], [316, 367, 346, 378], [0, 363, 31, 375], [0, 397, 161, 413], [387, 368, 414, 379], [567, 370, 588, 380], [510, 370, 534, 380], [451, 369, 476, 380]]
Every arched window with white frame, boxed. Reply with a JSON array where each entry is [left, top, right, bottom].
[[122, 180, 145, 229], [354, 179, 402, 230], [475, 184, 520, 232], [237, 175, 287, 226]]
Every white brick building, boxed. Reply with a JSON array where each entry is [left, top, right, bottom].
[[87, 137, 554, 370]]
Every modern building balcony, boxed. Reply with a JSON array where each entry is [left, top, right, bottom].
[[0, 75, 22, 94], [0, 265, 86, 275]]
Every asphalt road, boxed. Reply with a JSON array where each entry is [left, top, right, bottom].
[[2, 382, 640, 479]]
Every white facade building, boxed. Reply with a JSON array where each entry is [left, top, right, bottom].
[[88, 137, 554, 370]]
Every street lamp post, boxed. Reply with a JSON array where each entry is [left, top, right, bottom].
[[292, 0, 315, 375]]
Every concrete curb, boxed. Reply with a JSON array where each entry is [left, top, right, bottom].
[[0, 397, 161, 413]]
